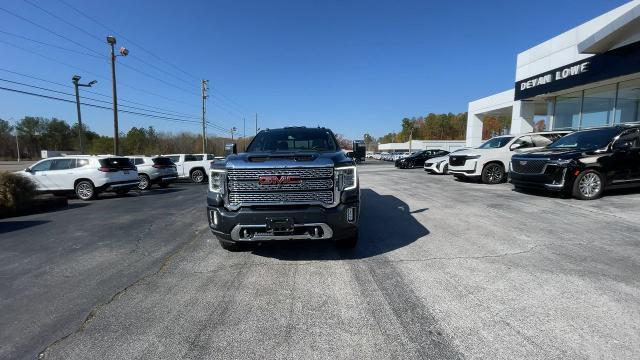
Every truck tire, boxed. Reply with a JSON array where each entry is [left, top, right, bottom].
[[191, 169, 205, 183], [75, 180, 95, 201], [336, 231, 358, 248]]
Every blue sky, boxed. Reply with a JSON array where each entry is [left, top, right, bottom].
[[0, 0, 629, 140]]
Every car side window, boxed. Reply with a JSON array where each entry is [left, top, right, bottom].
[[50, 159, 76, 170], [134, 158, 145, 165], [206, 154, 214, 160], [193, 155, 204, 161], [532, 135, 553, 147], [184, 155, 197, 162], [77, 159, 89, 167], [617, 129, 640, 149], [512, 136, 534, 149], [31, 160, 52, 172], [168, 156, 181, 163]]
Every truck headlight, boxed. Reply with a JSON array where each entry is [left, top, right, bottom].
[[335, 166, 357, 191], [549, 159, 573, 166], [209, 169, 226, 193]]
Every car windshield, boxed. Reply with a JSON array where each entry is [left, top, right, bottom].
[[547, 128, 620, 150], [247, 128, 338, 152], [478, 137, 514, 149]]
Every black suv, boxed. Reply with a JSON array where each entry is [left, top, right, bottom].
[[510, 125, 640, 199], [394, 149, 450, 169], [206, 127, 359, 251]]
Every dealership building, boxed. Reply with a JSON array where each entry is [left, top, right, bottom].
[[466, 1, 640, 147]]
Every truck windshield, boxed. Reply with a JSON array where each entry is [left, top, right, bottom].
[[547, 128, 619, 150], [478, 137, 514, 149], [247, 128, 338, 152]]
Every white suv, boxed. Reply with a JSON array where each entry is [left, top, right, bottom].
[[448, 131, 570, 184], [128, 156, 178, 190], [165, 153, 214, 183], [18, 156, 139, 200]]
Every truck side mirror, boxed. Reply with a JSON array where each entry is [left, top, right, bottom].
[[224, 143, 237, 156]]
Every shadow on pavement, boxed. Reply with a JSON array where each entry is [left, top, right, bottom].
[[97, 187, 186, 200], [0, 220, 50, 234], [251, 188, 429, 260]]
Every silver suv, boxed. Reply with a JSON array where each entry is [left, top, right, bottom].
[[128, 156, 178, 190]]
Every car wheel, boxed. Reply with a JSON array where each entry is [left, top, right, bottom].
[[191, 169, 205, 183], [137, 174, 151, 190], [482, 163, 505, 184], [442, 164, 449, 174], [75, 180, 95, 201], [572, 169, 604, 200]]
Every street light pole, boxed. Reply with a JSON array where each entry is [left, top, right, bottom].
[[231, 127, 237, 141], [72, 75, 97, 155], [107, 35, 128, 155]]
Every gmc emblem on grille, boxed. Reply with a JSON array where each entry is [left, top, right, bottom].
[[519, 161, 528, 165], [258, 175, 302, 185]]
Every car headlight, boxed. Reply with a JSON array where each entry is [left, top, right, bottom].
[[209, 169, 226, 193], [549, 159, 573, 166], [335, 166, 357, 191]]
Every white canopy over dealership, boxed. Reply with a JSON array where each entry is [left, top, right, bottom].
[[466, 1, 640, 147]]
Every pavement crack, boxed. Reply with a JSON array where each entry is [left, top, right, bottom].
[[36, 227, 205, 360]]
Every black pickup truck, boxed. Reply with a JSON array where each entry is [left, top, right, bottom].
[[207, 127, 360, 251]]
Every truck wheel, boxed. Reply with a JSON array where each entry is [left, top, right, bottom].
[[572, 169, 604, 200], [137, 174, 151, 190], [75, 180, 95, 201], [218, 237, 246, 251], [482, 163, 505, 184], [191, 169, 205, 183], [336, 231, 358, 248]]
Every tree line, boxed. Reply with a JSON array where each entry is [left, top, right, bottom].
[[377, 112, 467, 144], [0, 116, 246, 160]]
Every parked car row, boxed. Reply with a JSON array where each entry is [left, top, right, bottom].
[[396, 125, 640, 200], [370, 151, 413, 161], [16, 153, 215, 200]]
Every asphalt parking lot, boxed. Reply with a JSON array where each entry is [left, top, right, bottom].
[[1, 161, 640, 359]]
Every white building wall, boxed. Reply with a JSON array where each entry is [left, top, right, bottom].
[[378, 140, 466, 152], [466, 89, 515, 147], [515, 0, 640, 81]]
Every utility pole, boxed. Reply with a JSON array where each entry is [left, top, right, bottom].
[[11, 118, 19, 162], [107, 35, 128, 155], [243, 117, 246, 150], [201, 79, 208, 153], [72, 75, 97, 155], [255, 112, 258, 135]]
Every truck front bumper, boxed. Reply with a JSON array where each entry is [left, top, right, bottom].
[[207, 203, 359, 242]]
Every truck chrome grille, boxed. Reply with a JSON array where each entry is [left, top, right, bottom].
[[226, 167, 335, 206], [227, 167, 333, 180], [228, 191, 333, 205], [228, 178, 333, 192], [511, 159, 548, 174]]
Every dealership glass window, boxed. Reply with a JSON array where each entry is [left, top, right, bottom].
[[614, 78, 640, 124], [581, 84, 616, 128], [554, 92, 582, 129]]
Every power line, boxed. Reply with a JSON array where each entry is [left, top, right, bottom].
[[21, 0, 103, 43], [0, 67, 201, 118], [0, 29, 103, 59], [0, 5, 103, 57], [55, 0, 251, 114], [0, 85, 203, 126]]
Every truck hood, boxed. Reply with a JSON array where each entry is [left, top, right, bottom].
[[217, 151, 353, 169]]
